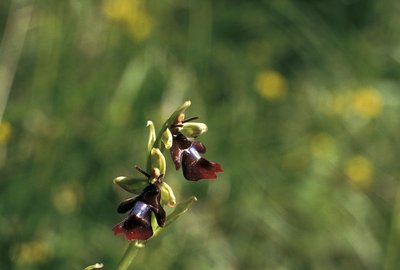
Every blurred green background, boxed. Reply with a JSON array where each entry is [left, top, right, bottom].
[[1, 0, 400, 269]]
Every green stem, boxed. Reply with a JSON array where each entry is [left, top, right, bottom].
[[116, 241, 144, 270]]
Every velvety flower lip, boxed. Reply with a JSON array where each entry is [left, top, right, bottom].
[[112, 201, 153, 241], [169, 118, 223, 181], [113, 180, 166, 241]]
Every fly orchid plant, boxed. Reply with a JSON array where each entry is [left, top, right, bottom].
[[85, 101, 223, 270]]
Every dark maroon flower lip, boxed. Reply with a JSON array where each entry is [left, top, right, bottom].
[[182, 155, 223, 181], [169, 120, 223, 181], [113, 201, 153, 241], [113, 180, 166, 241]]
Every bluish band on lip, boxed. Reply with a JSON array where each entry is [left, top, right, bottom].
[[130, 201, 151, 218]]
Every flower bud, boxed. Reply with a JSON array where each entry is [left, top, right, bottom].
[[180, 122, 208, 138]]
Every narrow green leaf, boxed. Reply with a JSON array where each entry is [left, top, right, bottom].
[[165, 196, 197, 227]]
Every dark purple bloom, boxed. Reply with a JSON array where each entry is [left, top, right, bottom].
[[169, 118, 223, 181], [113, 182, 166, 241]]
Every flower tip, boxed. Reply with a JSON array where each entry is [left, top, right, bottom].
[[178, 101, 191, 112], [84, 263, 104, 270], [113, 176, 127, 184], [112, 223, 123, 235], [215, 163, 223, 173], [146, 120, 154, 126], [182, 158, 223, 181]]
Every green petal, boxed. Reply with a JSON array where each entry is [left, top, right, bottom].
[[181, 122, 208, 138], [150, 148, 166, 175], [146, 121, 156, 152], [160, 182, 176, 207], [173, 101, 191, 118], [161, 128, 173, 149], [163, 101, 191, 128], [165, 196, 197, 227], [113, 176, 148, 194]]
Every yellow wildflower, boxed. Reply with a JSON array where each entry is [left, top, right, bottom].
[[12, 240, 50, 266], [53, 184, 81, 214], [103, 0, 132, 20], [103, 0, 153, 41], [0, 121, 12, 144], [345, 155, 373, 189], [126, 12, 153, 40], [352, 87, 383, 118], [255, 70, 287, 100]]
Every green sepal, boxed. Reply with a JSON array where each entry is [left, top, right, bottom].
[[160, 182, 176, 207], [165, 101, 191, 125], [165, 196, 197, 227], [113, 176, 148, 194], [181, 122, 208, 138], [84, 263, 103, 270], [150, 148, 166, 175], [161, 128, 173, 149], [146, 121, 156, 152], [155, 100, 191, 146]]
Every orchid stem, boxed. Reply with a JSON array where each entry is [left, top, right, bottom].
[[116, 241, 143, 270]]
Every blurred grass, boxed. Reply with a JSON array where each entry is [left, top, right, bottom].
[[1, 0, 400, 269]]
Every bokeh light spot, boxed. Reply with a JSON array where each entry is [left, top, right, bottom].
[[103, 0, 153, 41], [255, 70, 287, 100], [53, 184, 81, 214], [345, 155, 373, 189], [0, 121, 12, 144], [11, 240, 50, 266], [352, 88, 383, 118]]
